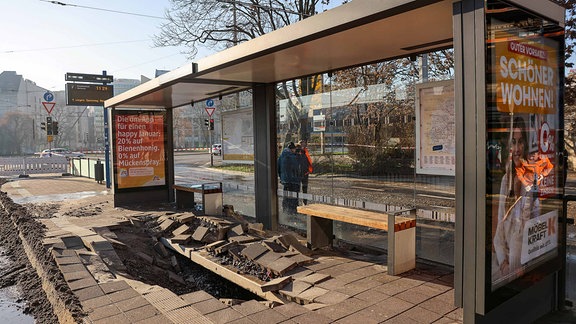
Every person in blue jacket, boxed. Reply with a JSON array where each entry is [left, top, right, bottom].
[[278, 142, 301, 215]]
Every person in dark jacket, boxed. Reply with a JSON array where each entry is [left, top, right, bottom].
[[278, 142, 301, 214], [298, 139, 313, 204]]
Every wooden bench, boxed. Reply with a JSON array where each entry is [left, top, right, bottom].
[[297, 204, 416, 275]]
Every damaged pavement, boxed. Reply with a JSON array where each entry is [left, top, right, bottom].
[[1, 176, 462, 323]]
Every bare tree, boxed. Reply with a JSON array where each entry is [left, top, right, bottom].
[[565, 73, 576, 168], [154, 1, 574, 154], [551, 0, 576, 67], [46, 106, 88, 150], [155, 0, 335, 57], [0, 112, 34, 155], [173, 108, 191, 148], [155, 0, 342, 145]]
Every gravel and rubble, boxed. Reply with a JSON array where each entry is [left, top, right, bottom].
[[0, 179, 83, 323], [0, 178, 259, 322], [153, 207, 319, 299], [1, 174, 574, 323]]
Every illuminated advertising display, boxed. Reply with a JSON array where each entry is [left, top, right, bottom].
[[485, 0, 564, 311], [114, 111, 166, 189]]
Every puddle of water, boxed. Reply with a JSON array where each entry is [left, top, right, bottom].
[[0, 251, 33, 323], [13, 190, 108, 204], [0, 286, 34, 324]]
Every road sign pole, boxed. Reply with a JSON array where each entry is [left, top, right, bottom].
[[104, 106, 111, 188], [206, 99, 216, 166], [210, 129, 213, 167], [101, 70, 111, 188]]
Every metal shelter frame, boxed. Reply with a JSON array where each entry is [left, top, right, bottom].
[[104, 0, 567, 322]]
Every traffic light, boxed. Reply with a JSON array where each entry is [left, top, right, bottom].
[[209, 119, 214, 130], [204, 119, 209, 128], [46, 116, 53, 135], [40, 121, 46, 131], [52, 122, 59, 135]]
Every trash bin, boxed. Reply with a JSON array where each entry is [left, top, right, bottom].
[[94, 160, 104, 183], [173, 182, 223, 215]]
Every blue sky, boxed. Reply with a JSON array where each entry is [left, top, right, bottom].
[[0, 0, 196, 90], [1, 0, 341, 92]]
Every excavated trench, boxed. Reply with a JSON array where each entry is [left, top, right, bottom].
[[0, 178, 260, 323]]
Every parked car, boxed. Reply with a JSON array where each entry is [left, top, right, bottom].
[[39, 148, 85, 158], [211, 143, 222, 155]]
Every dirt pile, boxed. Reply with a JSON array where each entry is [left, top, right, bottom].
[[0, 178, 260, 322], [0, 179, 84, 323]]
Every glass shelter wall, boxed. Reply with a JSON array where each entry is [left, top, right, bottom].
[[169, 52, 458, 266], [276, 53, 456, 266], [172, 91, 256, 219]]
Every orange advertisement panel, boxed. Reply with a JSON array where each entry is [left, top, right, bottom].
[[115, 112, 166, 189], [495, 39, 558, 114], [484, 0, 564, 312]]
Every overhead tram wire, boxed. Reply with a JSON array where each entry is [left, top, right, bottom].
[[111, 52, 185, 74], [39, 0, 167, 20], [1, 40, 151, 54]]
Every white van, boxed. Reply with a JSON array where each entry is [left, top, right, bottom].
[[211, 144, 222, 155]]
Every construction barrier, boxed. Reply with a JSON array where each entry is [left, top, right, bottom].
[[0, 156, 69, 177]]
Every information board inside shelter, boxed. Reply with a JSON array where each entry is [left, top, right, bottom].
[[416, 80, 455, 176]]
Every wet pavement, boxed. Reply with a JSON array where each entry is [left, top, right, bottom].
[[0, 287, 34, 323], [0, 249, 34, 323]]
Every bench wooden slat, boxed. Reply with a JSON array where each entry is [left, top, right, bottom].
[[297, 204, 413, 232]]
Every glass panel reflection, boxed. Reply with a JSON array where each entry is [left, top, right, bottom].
[[277, 54, 456, 266]]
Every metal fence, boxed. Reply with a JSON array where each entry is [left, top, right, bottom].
[[0, 156, 68, 177], [69, 158, 104, 181]]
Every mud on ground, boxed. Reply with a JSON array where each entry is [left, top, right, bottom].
[[0, 179, 257, 323], [0, 179, 81, 323]]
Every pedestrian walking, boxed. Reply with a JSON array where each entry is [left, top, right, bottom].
[[278, 142, 301, 215]]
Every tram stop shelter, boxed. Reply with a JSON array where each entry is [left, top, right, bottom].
[[105, 0, 568, 322]]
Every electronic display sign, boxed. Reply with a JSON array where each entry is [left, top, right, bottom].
[[66, 83, 114, 106]]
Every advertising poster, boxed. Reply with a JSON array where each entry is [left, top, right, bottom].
[[114, 112, 166, 189], [488, 22, 562, 291], [221, 109, 254, 163], [415, 80, 455, 176]]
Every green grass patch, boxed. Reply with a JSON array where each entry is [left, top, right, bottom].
[[212, 164, 255, 173]]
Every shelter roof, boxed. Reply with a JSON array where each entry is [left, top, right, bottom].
[[106, 0, 457, 109], [105, 0, 565, 110]]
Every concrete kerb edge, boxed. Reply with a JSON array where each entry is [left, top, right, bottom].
[[0, 199, 80, 324]]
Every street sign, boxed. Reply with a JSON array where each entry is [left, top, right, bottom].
[[66, 83, 114, 106], [205, 107, 215, 117], [65, 72, 113, 83], [43, 91, 54, 102], [205, 99, 216, 116], [42, 102, 56, 114]]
